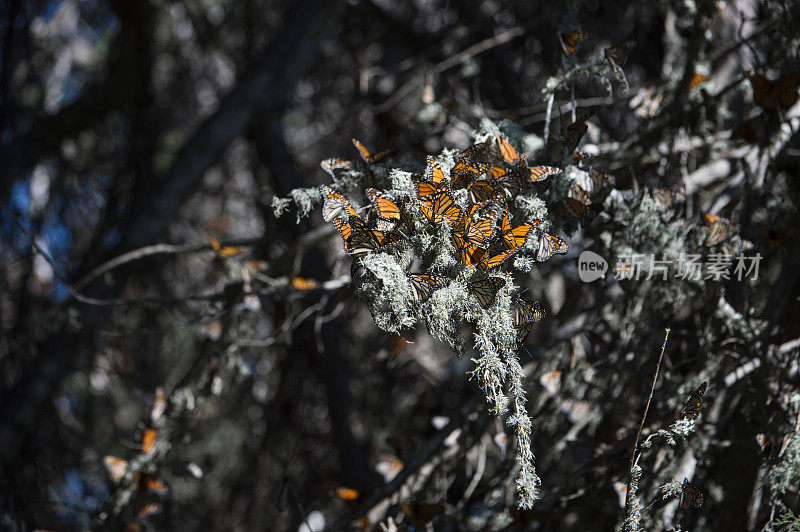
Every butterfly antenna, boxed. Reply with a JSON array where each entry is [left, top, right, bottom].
[[520, 344, 535, 361]]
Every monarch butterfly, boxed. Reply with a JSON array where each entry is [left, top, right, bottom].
[[702, 213, 738, 247], [209, 235, 245, 258], [478, 248, 520, 272], [406, 272, 448, 302], [559, 30, 586, 55], [468, 277, 506, 309], [352, 138, 390, 164], [335, 487, 371, 508], [492, 169, 524, 199], [498, 212, 539, 250], [424, 155, 450, 189], [136, 502, 162, 519], [401, 503, 443, 526], [587, 168, 615, 194], [651, 189, 686, 222], [332, 216, 402, 256], [451, 140, 490, 188], [412, 174, 439, 200], [365, 187, 408, 231], [688, 73, 710, 91], [455, 235, 518, 271], [604, 41, 632, 70], [458, 199, 502, 245], [320, 185, 359, 222], [566, 169, 612, 220], [564, 112, 594, 154], [290, 273, 318, 291], [536, 233, 569, 262], [565, 182, 598, 220], [528, 165, 562, 183], [418, 191, 462, 227], [469, 195, 506, 222], [104, 456, 129, 484], [512, 296, 545, 346], [539, 369, 561, 396], [142, 429, 157, 454], [451, 223, 489, 259], [134, 472, 167, 494], [453, 239, 487, 270], [467, 178, 499, 204], [413, 157, 451, 200], [375, 455, 405, 482], [495, 129, 526, 167], [680, 381, 707, 420], [494, 131, 559, 184], [756, 433, 773, 458], [677, 478, 705, 510], [613, 481, 629, 509], [512, 296, 545, 327], [320, 157, 352, 181], [748, 72, 799, 112]]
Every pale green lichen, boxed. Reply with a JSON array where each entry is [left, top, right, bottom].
[[276, 119, 578, 508], [623, 465, 644, 532]]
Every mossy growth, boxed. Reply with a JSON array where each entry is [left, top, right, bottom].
[[272, 119, 585, 507]]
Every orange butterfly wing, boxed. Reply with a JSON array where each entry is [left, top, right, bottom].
[[559, 30, 586, 55], [499, 213, 538, 250], [536, 233, 569, 262], [425, 156, 449, 188], [419, 192, 461, 227], [527, 165, 561, 183], [366, 188, 402, 222], [352, 138, 390, 164], [495, 130, 522, 165]]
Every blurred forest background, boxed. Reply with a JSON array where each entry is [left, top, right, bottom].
[[2, 0, 800, 530]]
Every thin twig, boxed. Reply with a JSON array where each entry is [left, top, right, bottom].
[[623, 328, 670, 529], [374, 27, 524, 114], [543, 93, 554, 145]]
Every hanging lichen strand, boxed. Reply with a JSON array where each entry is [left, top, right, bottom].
[[273, 117, 613, 507]]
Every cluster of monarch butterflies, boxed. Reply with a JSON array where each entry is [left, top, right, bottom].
[[317, 131, 581, 343]]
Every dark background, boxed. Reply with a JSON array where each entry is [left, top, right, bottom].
[[1, 0, 799, 530]]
